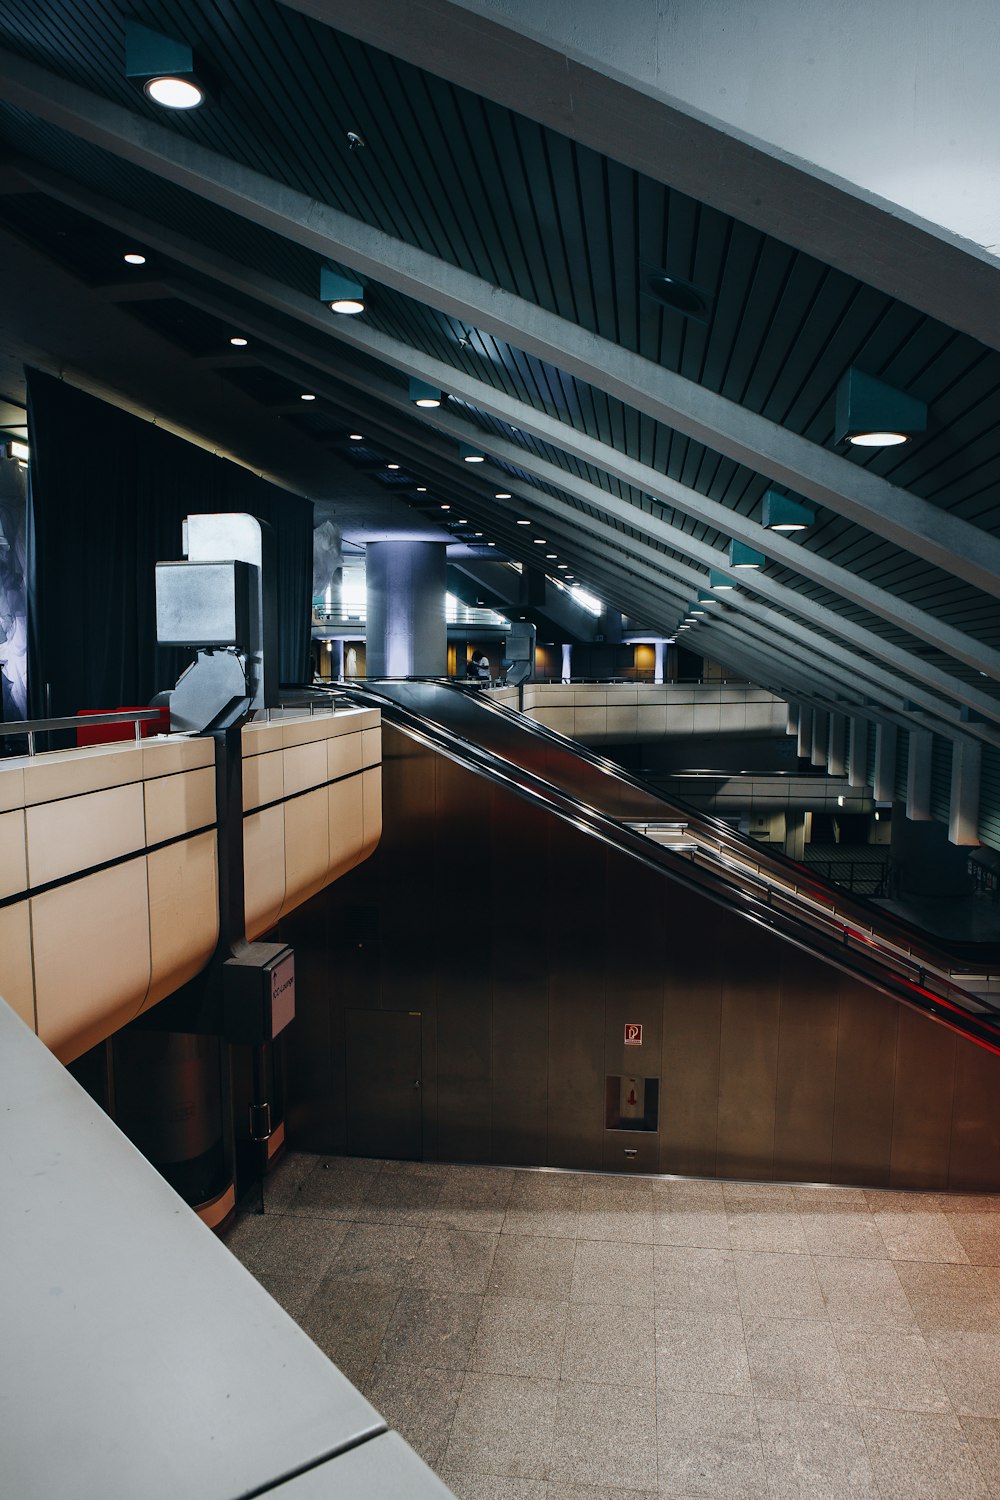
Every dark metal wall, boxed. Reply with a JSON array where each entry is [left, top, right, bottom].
[[280, 725, 1000, 1190]]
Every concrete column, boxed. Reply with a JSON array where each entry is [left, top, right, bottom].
[[905, 730, 933, 821], [365, 540, 447, 677], [785, 811, 807, 861], [796, 707, 813, 759], [561, 643, 572, 682], [810, 711, 829, 768], [827, 714, 847, 777], [874, 723, 897, 803], [849, 717, 869, 788], [949, 737, 982, 846], [786, 702, 800, 737], [653, 641, 665, 685]]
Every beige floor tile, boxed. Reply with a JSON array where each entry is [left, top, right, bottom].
[[813, 1255, 916, 1330], [284, 1155, 382, 1219], [364, 1357, 463, 1467], [549, 1380, 658, 1492], [733, 1250, 825, 1319], [875, 1209, 970, 1263], [960, 1418, 1000, 1499], [438, 1476, 546, 1500], [797, 1204, 888, 1259], [223, 1211, 279, 1269], [925, 1331, 1000, 1417], [327, 1220, 424, 1287], [354, 1164, 449, 1225], [652, 1181, 730, 1250], [297, 1277, 400, 1387], [793, 1185, 870, 1210], [431, 1166, 516, 1234], [571, 1238, 655, 1306], [655, 1310, 751, 1396], [654, 1244, 740, 1316], [256, 1273, 320, 1321], [443, 1372, 558, 1479], [657, 1389, 768, 1499], [833, 1326, 951, 1412], [490, 1233, 577, 1301], [411, 1227, 500, 1293], [377, 1287, 484, 1372], [896, 1261, 1000, 1332], [578, 1178, 654, 1244], [947, 1214, 1000, 1267], [252, 1213, 349, 1278], [262, 1150, 324, 1212], [469, 1295, 569, 1379], [725, 1191, 808, 1254], [744, 1316, 850, 1403], [859, 1408, 990, 1500], [561, 1303, 655, 1387], [503, 1172, 583, 1239], [757, 1398, 879, 1500]]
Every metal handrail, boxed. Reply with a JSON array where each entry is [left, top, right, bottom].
[[0, 710, 163, 756]]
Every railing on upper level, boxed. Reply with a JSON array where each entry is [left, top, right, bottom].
[[0, 709, 163, 755]]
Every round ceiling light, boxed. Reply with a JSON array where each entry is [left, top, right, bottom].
[[123, 252, 146, 265], [328, 296, 365, 315], [229, 336, 248, 347], [495, 491, 512, 500], [348, 433, 363, 441], [143, 76, 205, 109], [647, 273, 709, 318], [300, 393, 316, 401], [848, 431, 909, 447]]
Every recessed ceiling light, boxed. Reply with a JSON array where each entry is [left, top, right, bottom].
[[320, 269, 365, 315], [533, 538, 546, 544], [495, 491, 512, 499], [557, 563, 568, 569], [144, 75, 205, 109], [487, 541, 496, 546], [516, 519, 530, 525], [387, 463, 399, 470], [348, 432, 363, 441], [647, 272, 710, 319], [300, 393, 316, 401], [545, 553, 557, 559], [409, 378, 442, 408], [229, 336, 248, 347], [456, 519, 467, 525], [123, 252, 146, 265], [416, 486, 427, 492], [473, 532, 483, 537], [440, 504, 450, 510], [459, 443, 485, 463]]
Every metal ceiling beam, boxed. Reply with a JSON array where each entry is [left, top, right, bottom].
[[5, 67, 1000, 597], [16, 155, 999, 681], [278, 0, 1000, 357]]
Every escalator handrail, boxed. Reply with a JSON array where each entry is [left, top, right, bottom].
[[321, 682, 1000, 1054]]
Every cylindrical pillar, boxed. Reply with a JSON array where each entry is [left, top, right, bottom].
[[365, 541, 447, 677]]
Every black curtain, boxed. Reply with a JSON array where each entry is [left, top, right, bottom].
[[26, 370, 313, 716]]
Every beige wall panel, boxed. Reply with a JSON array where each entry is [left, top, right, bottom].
[[242, 720, 284, 755], [32, 861, 151, 1063], [692, 703, 723, 734], [361, 767, 383, 859], [22, 743, 144, 805], [328, 775, 365, 882], [574, 708, 608, 738], [0, 765, 25, 813], [141, 736, 214, 777], [242, 749, 284, 812], [605, 707, 639, 737], [361, 726, 382, 766], [666, 707, 695, 734], [532, 709, 577, 735], [244, 806, 286, 940], [281, 788, 331, 916], [282, 714, 339, 748], [282, 742, 328, 798], [327, 731, 364, 781], [143, 768, 215, 847], [26, 783, 145, 888], [143, 832, 219, 1010], [0, 902, 36, 1030], [637, 706, 668, 738], [0, 809, 27, 898]]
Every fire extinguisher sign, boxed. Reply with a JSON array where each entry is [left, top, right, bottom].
[[624, 1023, 643, 1045]]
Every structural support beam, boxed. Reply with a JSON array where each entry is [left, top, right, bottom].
[[18, 155, 1000, 686], [906, 730, 934, 822], [6, 79, 1000, 598], [811, 711, 829, 769], [281, 0, 1000, 355], [874, 724, 898, 803], [787, 702, 800, 738], [949, 740, 982, 847], [797, 708, 814, 760], [828, 714, 847, 778], [849, 719, 870, 789]]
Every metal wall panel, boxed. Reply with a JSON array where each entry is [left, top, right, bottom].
[[772, 948, 840, 1182], [890, 1006, 957, 1189], [716, 921, 781, 1179], [948, 1038, 1000, 1191], [658, 886, 731, 1176], [830, 989, 898, 1186]]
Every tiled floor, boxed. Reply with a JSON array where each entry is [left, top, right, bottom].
[[224, 1155, 1000, 1499]]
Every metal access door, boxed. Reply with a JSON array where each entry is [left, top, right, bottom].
[[344, 1010, 422, 1160]]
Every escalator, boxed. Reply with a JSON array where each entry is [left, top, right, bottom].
[[325, 676, 1000, 1057]]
